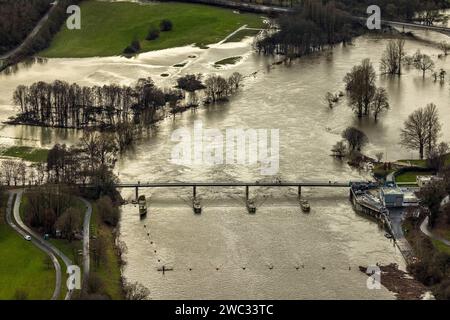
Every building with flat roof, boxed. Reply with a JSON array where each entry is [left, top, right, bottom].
[[381, 187, 404, 208]]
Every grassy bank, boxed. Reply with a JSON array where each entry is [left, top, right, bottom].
[[41, 1, 265, 58], [0, 193, 55, 300], [224, 28, 261, 43], [0, 146, 49, 162], [395, 170, 435, 184], [403, 218, 450, 299], [90, 202, 123, 299]]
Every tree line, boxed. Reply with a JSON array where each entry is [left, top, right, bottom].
[[0, 0, 52, 54], [11, 73, 243, 131], [255, 0, 359, 58], [0, 0, 81, 63]]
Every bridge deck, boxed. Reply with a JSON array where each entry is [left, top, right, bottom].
[[114, 181, 358, 188]]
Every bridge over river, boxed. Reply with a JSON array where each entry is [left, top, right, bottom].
[[110, 180, 371, 200]]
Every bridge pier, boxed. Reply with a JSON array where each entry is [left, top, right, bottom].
[[298, 186, 302, 198], [245, 186, 249, 200], [135, 181, 140, 200], [193, 186, 197, 199]]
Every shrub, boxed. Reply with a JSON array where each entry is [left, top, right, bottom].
[[160, 19, 173, 32], [96, 196, 119, 226], [146, 27, 160, 41], [123, 40, 141, 54]]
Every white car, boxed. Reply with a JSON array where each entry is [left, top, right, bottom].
[[24, 235, 32, 241]]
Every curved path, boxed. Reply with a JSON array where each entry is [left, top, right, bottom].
[[420, 216, 450, 247], [12, 190, 74, 299], [5, 191, 61, 300]]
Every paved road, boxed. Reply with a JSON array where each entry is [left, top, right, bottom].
[[420, 216, 450, 246], [13, 190, 74, 300], [5, 191, 61, 300], [0, 1, 59, 60], [79, 197, 92, 291]]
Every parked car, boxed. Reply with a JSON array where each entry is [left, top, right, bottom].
[[24, 235, 32, 241]]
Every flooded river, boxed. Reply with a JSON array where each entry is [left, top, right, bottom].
[[0, 20, 449, 299]]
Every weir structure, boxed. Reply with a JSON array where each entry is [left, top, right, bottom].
[[111, 181, 366, 201]]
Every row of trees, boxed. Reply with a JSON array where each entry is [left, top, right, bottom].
[[255, 1, 358, 57], [12, 78, 179, 129], [380, 39, 444, 79], [12, 73, 244, 130], [0, 0, 81, 63], [0, 0, 52, 54], [1, 132, 120, 197]]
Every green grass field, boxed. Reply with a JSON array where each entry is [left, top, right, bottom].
[[0, 146, 49, 163], [395, 170, 435, 184], [432, 239, 450, 255], [41, 1, 265, 58], [0, 194, 55, 300]]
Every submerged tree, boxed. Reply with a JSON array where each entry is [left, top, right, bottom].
[[344, 59, 376, 118], [400, 103, 441, 159], [342, 127, 368, 152], [380, 39, 405, 75], [176, 74, 205, 106], [370, 88, 390, 121], [413, 50, 435, 78]]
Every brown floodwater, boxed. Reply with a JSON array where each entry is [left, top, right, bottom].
[[0, 22, 449, 299]]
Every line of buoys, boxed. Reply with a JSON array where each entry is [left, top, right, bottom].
[[153, 265, 356, 271]]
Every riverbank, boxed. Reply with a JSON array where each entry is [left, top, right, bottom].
[[41, 1, 266, 58], [1, 16, 449, 298], [359, 264, 430, 300]]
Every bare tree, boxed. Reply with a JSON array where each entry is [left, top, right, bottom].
[[413, 51, 435, 78], [380, 39, 405, 75], [1, 160, 15, 185], [18, 161, 27, 186], [370, 87, 390, 121], [400, 103, 441, 159], [228, 72, 243, 91], [424, 103, 441, 156]]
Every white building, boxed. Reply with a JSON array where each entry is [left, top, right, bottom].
[[417, 175, 443, 188]]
